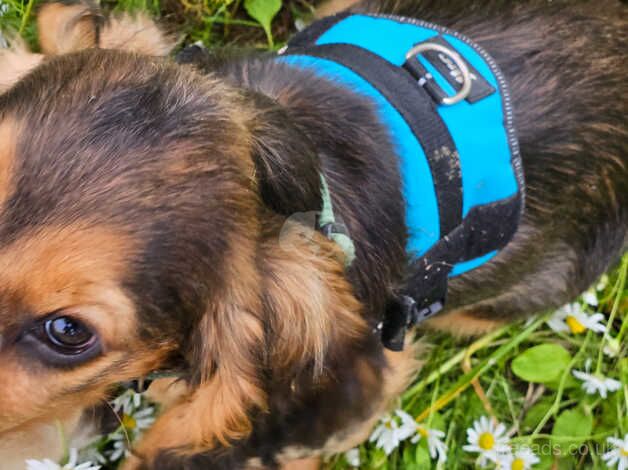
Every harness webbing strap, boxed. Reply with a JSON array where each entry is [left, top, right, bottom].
[[284, 44, 463, 239]]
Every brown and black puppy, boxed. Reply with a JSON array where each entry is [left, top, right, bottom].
[[0, 1, 625, 469]]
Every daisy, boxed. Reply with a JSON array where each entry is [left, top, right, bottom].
[[369, 410, 414, 455], [344, 448, 360, 467], [547, 303, 606, 335], [396, 410, 448, 462], [572, 362, 621, 398], [497, 447, 540, 470], [369, 413, 404, 455], [121, 406, 156, 432], [581, 288, 598, 307], [111, 389, 144, 415], [463, 416, 510, 465], [26, 448, 101, 470], [106, 440, 130, 463], [603, 434, 628, 470]]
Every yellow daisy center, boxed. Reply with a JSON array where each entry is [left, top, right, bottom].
[[621, 447, 628, 457], [417, 426, 430, 438], [479, 432, 495, 450], [566, 315, 586, 334], [385, 421, 393, 430], [511, 458, 525, 470], [122, 414, 137, 430]]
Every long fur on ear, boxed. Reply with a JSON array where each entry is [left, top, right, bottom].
[[125, 229, 267, 463], [0, 38, 43, 93], [125, 224, 367, 467], [37, 2, 102, 54], [262, 223, 368, 379]]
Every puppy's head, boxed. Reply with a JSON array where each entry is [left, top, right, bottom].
[[0, 48, 261, 431], [0, 48, 367, 463]]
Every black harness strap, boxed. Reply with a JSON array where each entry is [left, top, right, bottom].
[[284, 44, 463, 238]]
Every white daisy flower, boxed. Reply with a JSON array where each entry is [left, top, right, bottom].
[[106, 440, 130, 463], [463, 416, 510, 465], [122, 406, 155, 432], [369, 410, 418, 456], [396, 410, 448, 462], [581, 289, 598, 307], [572, 360, 621, 398], [26, 448, 101, 470], [369, 413, 404, 455], [344, 448, 360, 467], [603, 434, 628, 470], [0, 1, 8, 17], [496, 447, 540, 470], [413, 426, 448, 462], [547, 303, 606, 335], [111, 389, 144, 415]]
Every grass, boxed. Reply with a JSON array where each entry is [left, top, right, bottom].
[[2, 1, 627, 469]]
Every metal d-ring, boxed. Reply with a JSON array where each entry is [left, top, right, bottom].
[[406, 42, 472, 105]]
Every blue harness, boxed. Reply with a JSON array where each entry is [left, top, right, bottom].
[[278, 14, 525, 349]]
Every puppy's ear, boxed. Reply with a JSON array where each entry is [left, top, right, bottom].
[[37, 2, 103, 54], [128, 233, 267, 462], [263, 225, 368, 378], [0, 37, 43, 93], [248, 93, 324, 216]]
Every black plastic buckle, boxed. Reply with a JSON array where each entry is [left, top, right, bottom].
[[381, 295, 444, 351]]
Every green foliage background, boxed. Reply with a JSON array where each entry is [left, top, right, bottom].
[[1, 1, 626, 468]]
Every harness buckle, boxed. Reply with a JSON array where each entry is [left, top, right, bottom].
[[381, 294, 445, 351], [404, 42, 472, 106]]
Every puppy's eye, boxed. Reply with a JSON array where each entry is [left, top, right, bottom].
[[44, 316, 94, 351], [19, 314, 102, 367]]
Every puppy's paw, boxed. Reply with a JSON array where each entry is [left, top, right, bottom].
[[0, 36, 43, 93]]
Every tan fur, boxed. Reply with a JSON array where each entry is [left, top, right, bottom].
[[0, 118, 18, 207], [37, 2, 99, 54], [315, 0, 361, 18], [0, 223, 175, 437], [264, 228, 368, 377], [127, 226, 266, 463], [317, 338, 424, 456], [124, 226, 369, 467], [0, 39, 43, 93], [426, 309, 506, 336], [100, 13, 174, 56], [0, 410, 83, 470], [145, 378, 190, 410], [269, 338, 423, 468], [281, 458, 322, 470]]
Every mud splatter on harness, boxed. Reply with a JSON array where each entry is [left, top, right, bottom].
[[278, 14, 525, 350]]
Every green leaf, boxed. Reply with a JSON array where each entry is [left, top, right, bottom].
[[551, 408, 593, 454], [244, 0, 281, 47], [511, 344, 572, 383], [522, 397, 554, 432], [414, 445, 432, 469], [401, 444, 428, 469]]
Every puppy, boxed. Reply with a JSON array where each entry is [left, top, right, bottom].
[[0, 1, 625, 469]]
